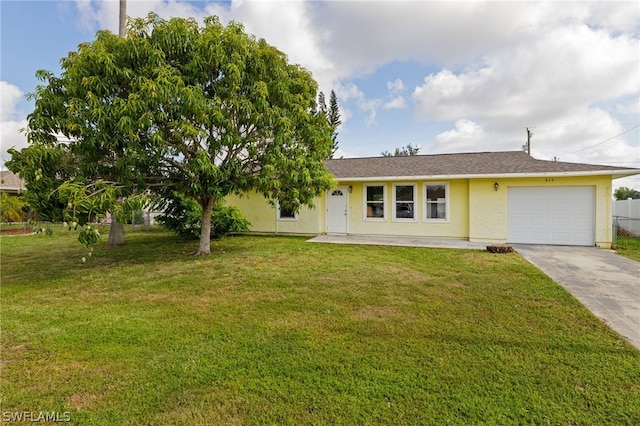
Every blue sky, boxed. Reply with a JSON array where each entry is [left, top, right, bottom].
[[1, 0, 639, 189]]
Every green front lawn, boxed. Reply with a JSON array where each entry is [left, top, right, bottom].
[[2, 229, 639, 425], [616, 236, 640, 262]]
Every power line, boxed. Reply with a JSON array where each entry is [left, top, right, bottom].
[[565, 124, 640, 154]]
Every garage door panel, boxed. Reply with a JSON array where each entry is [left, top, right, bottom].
[[531, 231, 550, 242], [573, 217, 591, 227], [531, 217, 548, 226], [573, 232, 594, 246], [550, 232, 570, 243], [511, 217, 527, 226], [551, 217, 569, 226], [508, 186, 594, 246]]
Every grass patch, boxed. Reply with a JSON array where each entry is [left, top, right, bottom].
[[616, 236, 640, 262], [2, 228, 639, 425]]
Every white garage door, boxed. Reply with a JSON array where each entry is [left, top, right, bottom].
[[508, 186, 595, 246]]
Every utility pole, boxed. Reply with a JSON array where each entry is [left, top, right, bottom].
[[525, 127, 532, 155], [109, 0, 127, 246], [119, 0, 126, 38]]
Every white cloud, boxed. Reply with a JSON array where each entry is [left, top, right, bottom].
[[335, 81, 365, 103], [383, 96, 406, 110], [433, 119, 487, 153], [0, 81, 23, 122], [74, 0, 207, 33], [334, 81, 384, 126], [431, 108, 639, 172], [383, 79, 407, 109], [364, 110, 377, 128], [0, 119, 28, 166], [387, 78, 405, 93], [0, 82, 28, 166], [412, 22, 638, 124]]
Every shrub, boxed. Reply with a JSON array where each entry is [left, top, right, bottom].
[[155, 192, 250, 239], [0, 193, 27, 223]]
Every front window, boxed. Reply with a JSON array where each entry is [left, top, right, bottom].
[[425, 184, 447, 220], [278, 203, 297, 220], [394, 184, 416, 220], [365, 185, 385, 220]]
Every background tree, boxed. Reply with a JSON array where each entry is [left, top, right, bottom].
[[381, 144, 421, 157], [6, 143, 143, 250], [20, 13, 333, 255], [315, 90, 341, 159], [7, 144, 73, 224], [614, 187, 640, 200], [327, 90, 341, 158]]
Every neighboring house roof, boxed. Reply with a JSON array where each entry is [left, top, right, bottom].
[[325, 151, 640, 181], [0, 170, 25, 193]]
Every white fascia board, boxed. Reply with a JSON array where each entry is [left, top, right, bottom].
[[335, 170, 640, 182]]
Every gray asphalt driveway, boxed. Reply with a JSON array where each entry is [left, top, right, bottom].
[[514, 245, 640, 350]]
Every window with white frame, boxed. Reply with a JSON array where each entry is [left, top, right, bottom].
[[277, 202, 297, 220], [364, 184, 385, 220], [393, 184, 416, 220], [424, 184, 448, 221]]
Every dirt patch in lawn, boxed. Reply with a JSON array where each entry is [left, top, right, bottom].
[[0, 227, 33, 236]]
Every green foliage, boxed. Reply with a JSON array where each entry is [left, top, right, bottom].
[[154, 192, 202, 238], [78, 225, 101, 250], [316, 90, 342, 158], [156, 192, 250, 239], [381, 143, 421, 157], [210, 203, 251, 239], [328, 90, 341, 158], [6, 144, 75, 223], [21, 12, 334, 254], [614, 187, 640, 200], [0, 193, 27, 223]]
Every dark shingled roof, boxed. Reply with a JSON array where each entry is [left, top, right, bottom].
[[325, 151, 639, 180]]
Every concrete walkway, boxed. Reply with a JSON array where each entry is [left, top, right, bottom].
[[308, 234, 488, 250], [514, 245, 640, 350]]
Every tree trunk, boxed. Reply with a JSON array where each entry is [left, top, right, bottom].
[[108, 212, 126, 246], [194, 197, 215, 255]]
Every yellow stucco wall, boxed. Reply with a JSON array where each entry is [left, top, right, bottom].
[[227, 175, 614, 247], [343, 180, 469, 239], [225, 192, 324, 235], [468, 175, 612, 247]]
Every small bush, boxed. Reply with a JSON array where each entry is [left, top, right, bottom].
[[155, 192, 250, 239], [486, 244, 515, 253], [0, 193, 27, 223], [210, 203, 251, 238]]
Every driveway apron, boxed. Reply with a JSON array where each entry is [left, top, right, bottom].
[[514, 245, 640, 350]]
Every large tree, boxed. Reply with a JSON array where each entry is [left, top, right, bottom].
[[21, 13, 333, 255]]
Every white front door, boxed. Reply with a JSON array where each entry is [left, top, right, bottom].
[[326, 186, 348, 234]]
